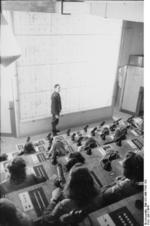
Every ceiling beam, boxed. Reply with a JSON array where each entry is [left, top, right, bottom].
[[1, 0, 144, 13], [1, 1, 56, 13], [57, 0, 143, 1]]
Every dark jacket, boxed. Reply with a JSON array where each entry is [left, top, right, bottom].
[[51, 91, 62, 115]]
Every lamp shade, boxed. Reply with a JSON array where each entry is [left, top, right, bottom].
[[0, 13, 21, 66]]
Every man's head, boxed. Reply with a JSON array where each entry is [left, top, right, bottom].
[[54, 84, 60, 93]]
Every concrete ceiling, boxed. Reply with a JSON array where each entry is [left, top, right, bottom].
[[1, 0, 144, 13], [1, 1, 56, 13]]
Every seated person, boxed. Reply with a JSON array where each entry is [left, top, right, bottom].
[[103, 151, 143, 205], [0, 157, 46, 194], [65, 152, 85, 172], [0, 198, 33, 226], [54, 155, 85, 189], [78, 137, 97, 153], [48, 136, 69, 165], [18, 137, 36, 155], [42, 165, 103, 225], [0, 153, 8, 162], [23, 136, 36, 154]]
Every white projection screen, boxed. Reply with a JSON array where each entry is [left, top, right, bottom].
[[13, 12, 122, 121]]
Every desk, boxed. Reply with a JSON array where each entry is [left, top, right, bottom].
[[79, 192, 143, 226], [0, 152, 57, 182], [0, 138, 50, 182], [2, 120, 144, 224], [1, 150, 59, 222], [5, 180, 54, 222]]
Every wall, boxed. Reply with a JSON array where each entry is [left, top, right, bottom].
[[1, 1, 144, 137], [89, 1, 143, 22], [114, 21, 144, 106], [13, 13, 122, 136], [118, 21, 144, 67], [0, 11, 17, 136], [0, 64, 16, 135], [57, 2, 144, 70], [89, 1, 144, 109], [18, 107, 113, 137], [121, 66, 144, 113]]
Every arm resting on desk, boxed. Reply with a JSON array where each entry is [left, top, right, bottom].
[[42, 192, 104, 225], [42, 198, 77, 225], [103, 178, 143, 206], [34, 175, 47, 183]]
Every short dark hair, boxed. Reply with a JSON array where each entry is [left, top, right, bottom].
[[0, 198, 17, 225], [8, 157, 26, 183], [123, 151, 143, 182], [65, 152, 85, 172], [64, 166, 98, 207], [54, 84, 60, 89]]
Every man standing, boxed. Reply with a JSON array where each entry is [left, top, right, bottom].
[[51, 84, 62, 136]]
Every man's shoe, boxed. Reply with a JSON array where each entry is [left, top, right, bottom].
[[56, 129, 60, 133]]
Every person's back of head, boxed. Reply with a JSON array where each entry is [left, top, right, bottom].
[[0, 153, 8, 162], [68, 152, 85, 162], [65, 152, 85, 172], [24, 137, 36, 154], [123, 151, 143, 182], [64, 166, 98, 207], [8, 157, 26, 184], [0, 198, 18, 226], [0, 198, 32, 226]]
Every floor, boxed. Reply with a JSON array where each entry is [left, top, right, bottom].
[[0, 107, 131, 155]]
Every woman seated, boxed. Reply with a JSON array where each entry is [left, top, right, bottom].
[[0, 198, 33, 226], [42, 165, 103, 225], [0, 157, 46, 194], [23, 136, 36, 154], [48, 136, 70, 165], [103, 151, 143, 205], [0, 153, 8, 162], [65, 152, 85, 172]]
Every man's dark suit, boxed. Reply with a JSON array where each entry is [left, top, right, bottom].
[[51, 91, 62, 134]]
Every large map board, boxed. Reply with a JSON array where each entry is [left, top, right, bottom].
[[13, 12, 122, 121]]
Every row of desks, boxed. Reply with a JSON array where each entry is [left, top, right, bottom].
[[5, 176, 143, 225], [79, 192, 143, 226], [0, 123, 144, 225]]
